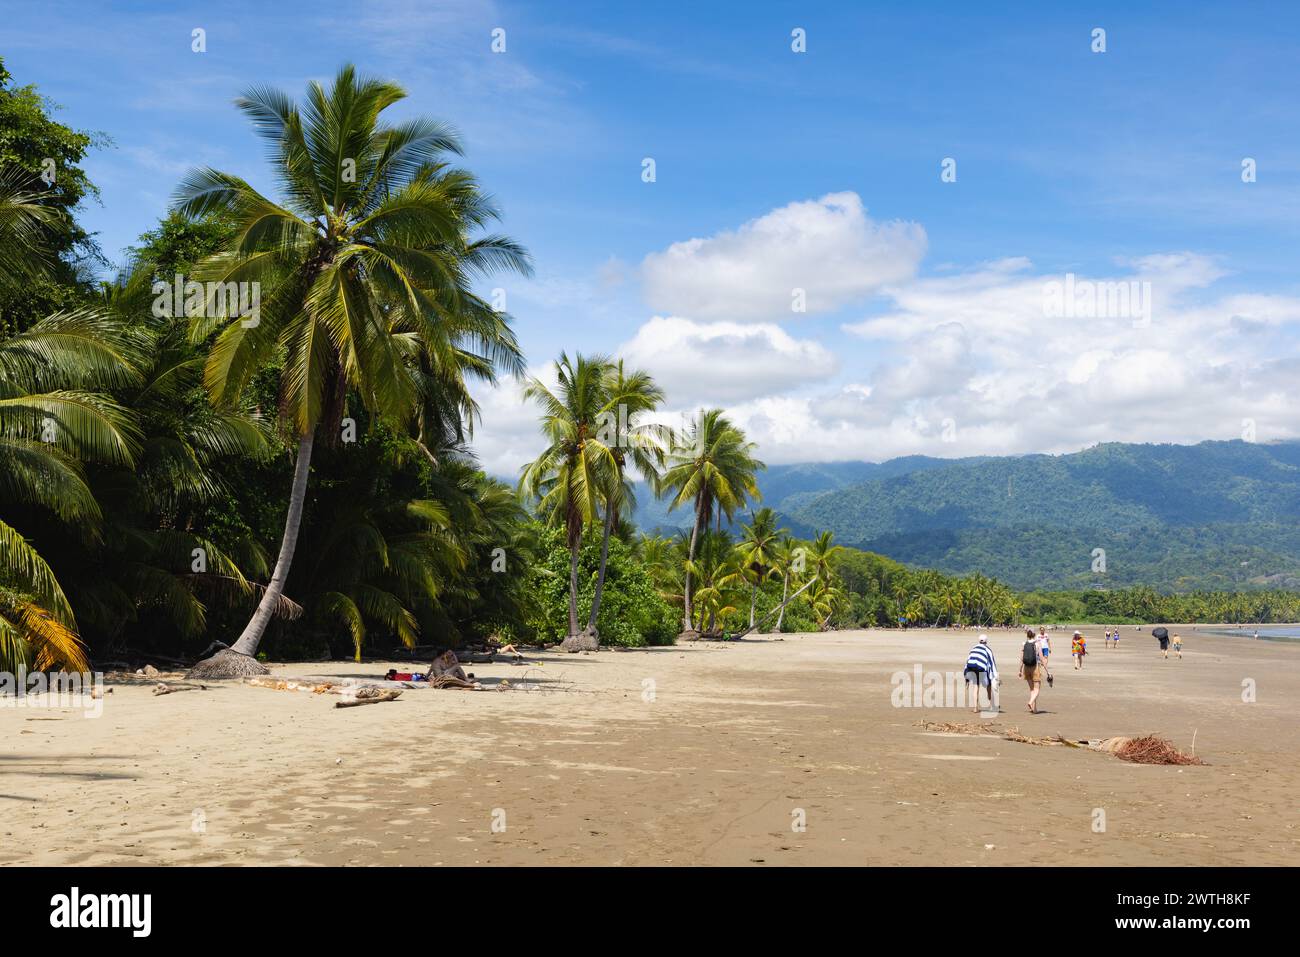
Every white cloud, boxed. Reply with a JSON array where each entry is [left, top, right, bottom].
[[618, 316, 838, 406], [724, 252, 1300, 463], [640, 192, 926, 322]]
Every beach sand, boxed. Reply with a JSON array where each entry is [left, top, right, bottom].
[[3, 627, 1297, 866]]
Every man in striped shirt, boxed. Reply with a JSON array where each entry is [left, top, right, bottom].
[[963, 634, 999, 714]]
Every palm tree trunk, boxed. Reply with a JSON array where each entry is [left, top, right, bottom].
[[776, 572, 789, 631], [230, 431, 315, 657], [587, 503, 615, 631], [567, 533, 581, 637], [682, 495, 703, 632], [749, 580, 757, 628]]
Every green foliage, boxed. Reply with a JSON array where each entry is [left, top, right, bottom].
[[529, 525, 676, 647], [0, 57, 105, 333]]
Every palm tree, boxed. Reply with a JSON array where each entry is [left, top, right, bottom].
[[174, 65, 529, 676], [0, 164, 60, 293], [520, 353, 616, 651], [806, 531, 844, 589], [687, 530, 742, 635], [660, 409, 763, 636], [770, 535, 800, 633], [586, 361, 664, 634], [0, 309, 143, 671], [735, 507, 783, 628]]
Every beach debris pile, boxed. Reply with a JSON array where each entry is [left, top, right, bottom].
[[1094, 734, 1205, 766], [917, 721, 1205, 765]]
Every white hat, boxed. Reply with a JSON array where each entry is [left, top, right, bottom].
[[977, 634, 989, 644]]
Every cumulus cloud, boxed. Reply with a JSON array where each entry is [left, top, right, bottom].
[[729, 252, 1300, 463], [618, 316, 838, 406], [640, 192, 926, 322]]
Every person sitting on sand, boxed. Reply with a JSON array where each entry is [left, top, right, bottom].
[[1071, 630, 1087, 670], [963, 634, 999, 714], [1171, 633, 1182, 659], [1019, 627, 1047, 714]]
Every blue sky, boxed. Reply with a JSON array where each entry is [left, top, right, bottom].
[[6, 0, 1300, 472]]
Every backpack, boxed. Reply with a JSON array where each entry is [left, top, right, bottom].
[[1022, 640, 1038, 666]]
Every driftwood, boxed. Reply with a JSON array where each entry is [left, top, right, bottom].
[[245, 675, 338, 694], [152, 681, 207, 696], [335, 688, 402, 708]]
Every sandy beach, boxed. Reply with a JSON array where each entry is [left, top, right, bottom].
[[3, 628, 1297, 866]]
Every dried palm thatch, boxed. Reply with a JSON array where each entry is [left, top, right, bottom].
[[186, 648, 269, 679]]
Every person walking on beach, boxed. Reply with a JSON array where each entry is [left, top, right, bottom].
[[1036, 625, 1053, 666], [963, 634, 999, 714], [1104, 627, 1112, 649], [1112, 626, 1120, 649], [1071, 630, 1087, 669], [1019, 627, 1047, 713], [1171, 633, 1182, 659]]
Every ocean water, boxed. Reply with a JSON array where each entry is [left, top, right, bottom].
[[1205, 626, 1300, 642]]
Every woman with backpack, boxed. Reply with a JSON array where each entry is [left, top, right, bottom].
[[1018, 627, 1048, 713]]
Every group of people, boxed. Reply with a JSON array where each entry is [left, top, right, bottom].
[[961, 623, 1183, 715]]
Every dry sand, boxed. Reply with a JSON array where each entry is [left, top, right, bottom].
[[2, 627, 1297, 866]]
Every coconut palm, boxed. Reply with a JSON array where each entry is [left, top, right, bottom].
[[805, 530, 844, 588], [660, 409, 763, 635], [520, 353, 616, 650], [586, 360, 665, 633], [0, 165, 60, 293], [770, 535, 803, 633], [173, 65, 529, 676], [735, 507, 783, 629], [687, 530, 742, 635], [0, 309, 144, 671]]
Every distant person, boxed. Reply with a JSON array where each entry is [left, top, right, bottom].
[[1104, 628, 1112, 649], [963, 634, 999, 714], [1037, 625, 1052, 664], [1171, 633, 1182, 659], [1158, 631, 1170, 658], [1071, 630, 1087, 669], [1254, 629, 1259, 641], [1019, 627, 1047, 713], [1112, 626, 1120, 649]]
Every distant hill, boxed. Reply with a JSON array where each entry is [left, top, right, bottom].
[[632, 440, 1300, 591]]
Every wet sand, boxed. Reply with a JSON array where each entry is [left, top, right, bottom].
[[3, 627, 1297, 866]]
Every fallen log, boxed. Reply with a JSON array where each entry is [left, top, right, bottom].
[[335, 688, 402, 708]]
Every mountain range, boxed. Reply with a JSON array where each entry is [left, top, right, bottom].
[[631, 440, 1300, 592]]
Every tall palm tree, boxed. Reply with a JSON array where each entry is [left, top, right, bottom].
[[520, 353, 616, 651], [586, 360, 665, 633], [660, 409, 763, 635], [174, 65, 529, 676], [806, 531, 844, 590], [770, 535, 800, 633], [735, 507, 783, 628]]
